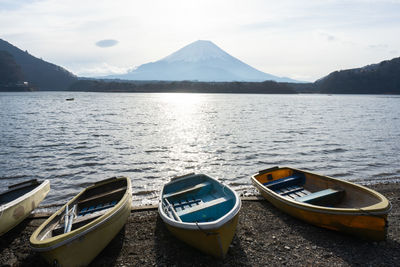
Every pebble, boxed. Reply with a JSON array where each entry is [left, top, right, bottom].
[[284, 246, 291, 250]]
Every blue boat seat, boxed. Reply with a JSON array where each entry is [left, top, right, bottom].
[[172, 198, 202, 210], [263, 174, 305, 191], [78, 200, 117, 216], [296, 188, 344, 206], [178, 197, 233, 223], [163, 182, 212, 199], [176, 197, 229, 216]]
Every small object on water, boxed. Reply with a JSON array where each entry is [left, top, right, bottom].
[[0, 179, 50, 236], [159, 173, 241, 258], [30, 176, 132, 266], [251, 166, 391, 241], [65, 98, 74, 101]]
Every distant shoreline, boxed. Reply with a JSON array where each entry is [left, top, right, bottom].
[[67, 79, 298, 94]]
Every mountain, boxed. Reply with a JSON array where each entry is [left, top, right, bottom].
[[315, 57, 400, 94], [0, 51, 23, 83], [0, 39, 77, 90], [106, 40, 298, 83], [0, 50, 31, 91]]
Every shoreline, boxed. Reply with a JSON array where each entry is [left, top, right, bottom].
[[1, 183, 399, 266]]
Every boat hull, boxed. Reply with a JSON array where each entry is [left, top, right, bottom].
[[257, 187, 387, 240], [251, 167, 391, 241], [165, 213, 239, 258], [30, 177, 132, 267], [0, 180, 50, 236]]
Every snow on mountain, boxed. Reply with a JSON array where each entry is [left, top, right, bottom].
[[106, 40, 298, 83], [162, 40, 230, 63]]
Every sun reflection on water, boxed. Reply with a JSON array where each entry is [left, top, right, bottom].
[[157, 92, 203, 105], [156, 93, 210, 175]]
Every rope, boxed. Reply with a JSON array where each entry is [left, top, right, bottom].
[[195, 222, 218, 236]]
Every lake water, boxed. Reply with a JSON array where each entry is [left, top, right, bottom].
[[1, 92, 399, 209]]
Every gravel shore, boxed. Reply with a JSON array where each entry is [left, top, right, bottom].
[[1, 183, 399, 266]]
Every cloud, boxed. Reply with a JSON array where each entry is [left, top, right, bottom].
[[0, 0, 41, 10], [95, 39, 118, 48], [319, 32, 337, 42], [74, 62, 129, 77], [368, 44, 389, 50], [1, 0, 399, 81]]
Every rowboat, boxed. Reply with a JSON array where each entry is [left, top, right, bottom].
[[30, 176, 132, 266], [251, 166, 391, 241], [159, 173, 241, 258], [0, 179, 50, 236]]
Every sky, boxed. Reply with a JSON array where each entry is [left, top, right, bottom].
[[1, 0, 400, 82]]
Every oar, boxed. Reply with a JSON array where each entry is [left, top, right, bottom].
[[63, 205, 69, 233], [163, 198, 182, 222], [65, 205, 76, 233]]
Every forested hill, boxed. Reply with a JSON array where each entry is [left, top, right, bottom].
[[68, 79, 296, 94], [315, 57, 400, 94], [0, 51, 31, 91], [0, 39, 77, 90], [0, 51, 23, 83]]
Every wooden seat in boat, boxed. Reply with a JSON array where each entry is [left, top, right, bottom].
[[176, 197, 230, 216], [163, 181, 212, 199], [78, 200, 117, 216], [52, 200, 118, 236], [296, 188, 345, 206], [171, 198, 202, 211], [263, 174, 305, 190]]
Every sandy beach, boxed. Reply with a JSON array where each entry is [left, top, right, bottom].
[[1, 183, 399, 266]]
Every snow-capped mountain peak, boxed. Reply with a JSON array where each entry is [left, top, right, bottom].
[[161, 40, 230, 63], [105, 40, 299, 82]]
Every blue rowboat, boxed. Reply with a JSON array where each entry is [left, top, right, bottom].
[[159, 173, 241, 258]]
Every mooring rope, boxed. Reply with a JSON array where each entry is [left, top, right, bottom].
[[195, 221, 218, 236]]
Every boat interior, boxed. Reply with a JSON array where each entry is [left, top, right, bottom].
[[0, 179, 41, 206], [255, 168, 382, 208], [162, 174, 236, 223], [36, 178, 127, 241]]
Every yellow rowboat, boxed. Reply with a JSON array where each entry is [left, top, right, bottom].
[[159, 173, 241, 258], [30, 176, 132, 266], [251, 166, 391, 241], [0, 179, 50, 236]]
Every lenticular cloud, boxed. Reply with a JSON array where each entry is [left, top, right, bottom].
[[96, 39, 118, 48]]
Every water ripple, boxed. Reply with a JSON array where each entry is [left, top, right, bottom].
[[1, 92, 400, 207]]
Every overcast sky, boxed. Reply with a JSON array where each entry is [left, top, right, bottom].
[[1, 0, 399, 81]]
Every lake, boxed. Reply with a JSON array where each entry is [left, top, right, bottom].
[[1, 92, 399, 209]]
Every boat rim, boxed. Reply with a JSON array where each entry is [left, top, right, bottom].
[[0, 179, 50, 212], [30, 177, 131, 251], [251, 167, 391, 216], [158, 173, 241, 230]]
